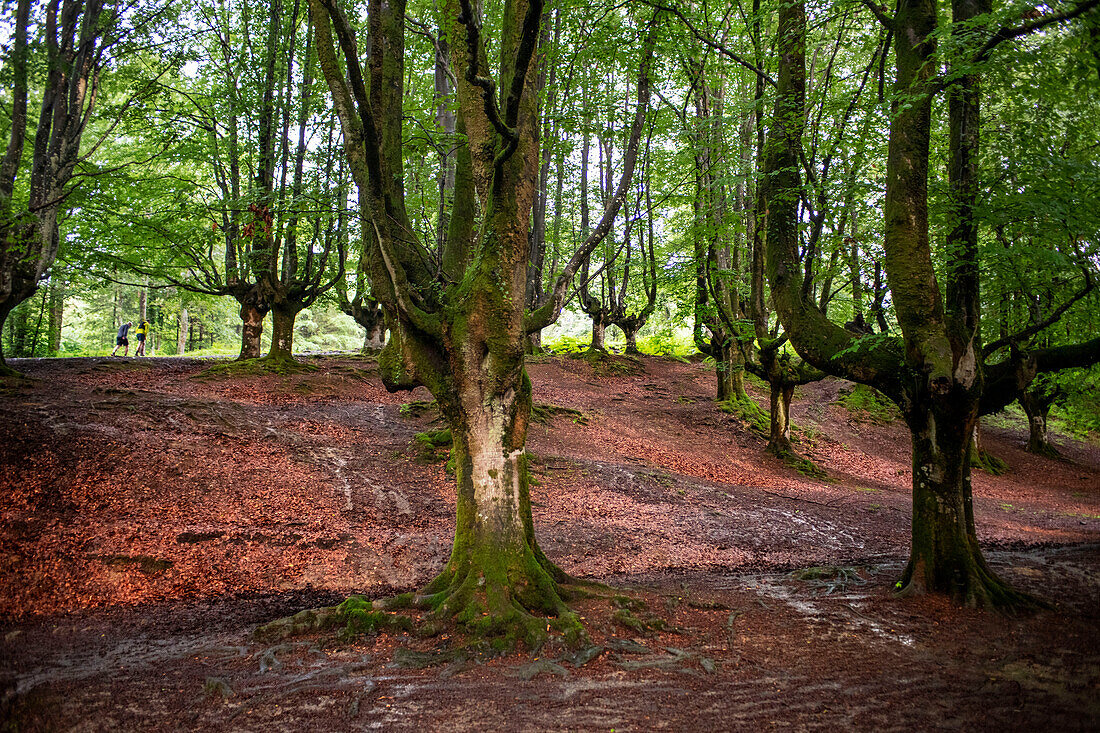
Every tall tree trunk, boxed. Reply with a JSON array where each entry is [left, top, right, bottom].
[[899, 391, 1015, 605], [0, 300, 14, 366], [623, 326, 639, 355], [177, 308, 188, 355], [48, 280, 64, 353], [1020, 388, 1059, 458], [716, 340, 742, 401], [417, 345, 572, 646], [363, 321, 385, 351], [312, 0, 654, 644]]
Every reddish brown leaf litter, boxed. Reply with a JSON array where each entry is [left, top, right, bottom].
[[2, 354, 1098, 730]]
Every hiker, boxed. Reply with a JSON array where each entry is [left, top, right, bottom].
[[111, 321, 132, 356], [134, 319, 150, 356]]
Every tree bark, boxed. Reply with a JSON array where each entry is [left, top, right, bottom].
[[48, 280, 64, 353], [177, 308, 188, 355], [266, 304, 298, 362], [898, 391, 1016, 605], [313, 0, 655, 645], [238, 301, 266, 359], [0, 0, 104, 373], [623, 326, 639, 355], [589, 316, 606, 352], [767, 383, 795, 455], [1020, 388, 1059, 458]]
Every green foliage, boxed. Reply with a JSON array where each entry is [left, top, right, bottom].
[[1051, 367, 1100, 440], [971, 449, 1009, 476], [399, 400, 438, 417], [415, 428, 453, 462]]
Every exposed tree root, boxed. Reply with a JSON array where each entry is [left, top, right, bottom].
[[896, 556, 1051, 614], [971, 449, 1009, 476], [768, 445, 828, 479], [259, 553, 596, 653], [376, 554, 588, 652], [717, 394, 769, 436], [198, 356, 318, 378], [254, 596, 413, 643], [1025, 440, 1061, 460]]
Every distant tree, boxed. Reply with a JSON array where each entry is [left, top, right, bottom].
[[0, 0, 170, 373]]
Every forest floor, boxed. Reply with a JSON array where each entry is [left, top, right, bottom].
[[1, 352, 1098, 731]]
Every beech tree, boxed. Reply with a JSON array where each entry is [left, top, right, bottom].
[[764, 0, 1100, 609], [310, 0, 656, 644]]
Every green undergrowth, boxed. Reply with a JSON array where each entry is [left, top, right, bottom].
[[415, 428, 453, 465], [252, 586, 683, 667], [610, 595, 673, 634], [531, 402, 588, 425], [399, 399, 438, 417], [834, 383, 899, 424], [790, 565, 871, 595]]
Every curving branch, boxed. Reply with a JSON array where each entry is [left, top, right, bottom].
[[525, 11, 660, 334], [983, 275, 1095, 356], [644, 0, 776, 88]]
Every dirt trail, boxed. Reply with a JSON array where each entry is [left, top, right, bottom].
[[2, 354, 1098, 730]]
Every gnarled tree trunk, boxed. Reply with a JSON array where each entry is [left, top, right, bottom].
[[238, 300, 267, 359], [1020, 388, 1059, 458]]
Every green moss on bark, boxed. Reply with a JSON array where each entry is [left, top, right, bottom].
[[717, 393, 770, 436]]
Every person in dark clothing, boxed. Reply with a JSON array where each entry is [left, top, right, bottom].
[[111, 321, 132, 356]]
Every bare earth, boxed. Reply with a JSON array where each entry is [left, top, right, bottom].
[[1, 353, 1098, 731]]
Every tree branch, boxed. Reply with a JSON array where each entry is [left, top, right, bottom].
[[525, 12, 660, 334]]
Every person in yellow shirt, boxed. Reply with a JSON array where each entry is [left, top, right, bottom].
[[134, 320, 149, 356]]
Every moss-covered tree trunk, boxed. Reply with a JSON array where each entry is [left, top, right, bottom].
[[761, 0, 1036, 610], [0, 300, 15, 375], [266, 304, 298, 363], [717, 340, 749, 402], [414, 316, 578, 646], [897, 384, 1022, 605], [363, 321, 385, 352], [177, 307, 188, 355], [314, 0, 654, 644], [623, 326, 639, 355], [766, 382, 794, 455]]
